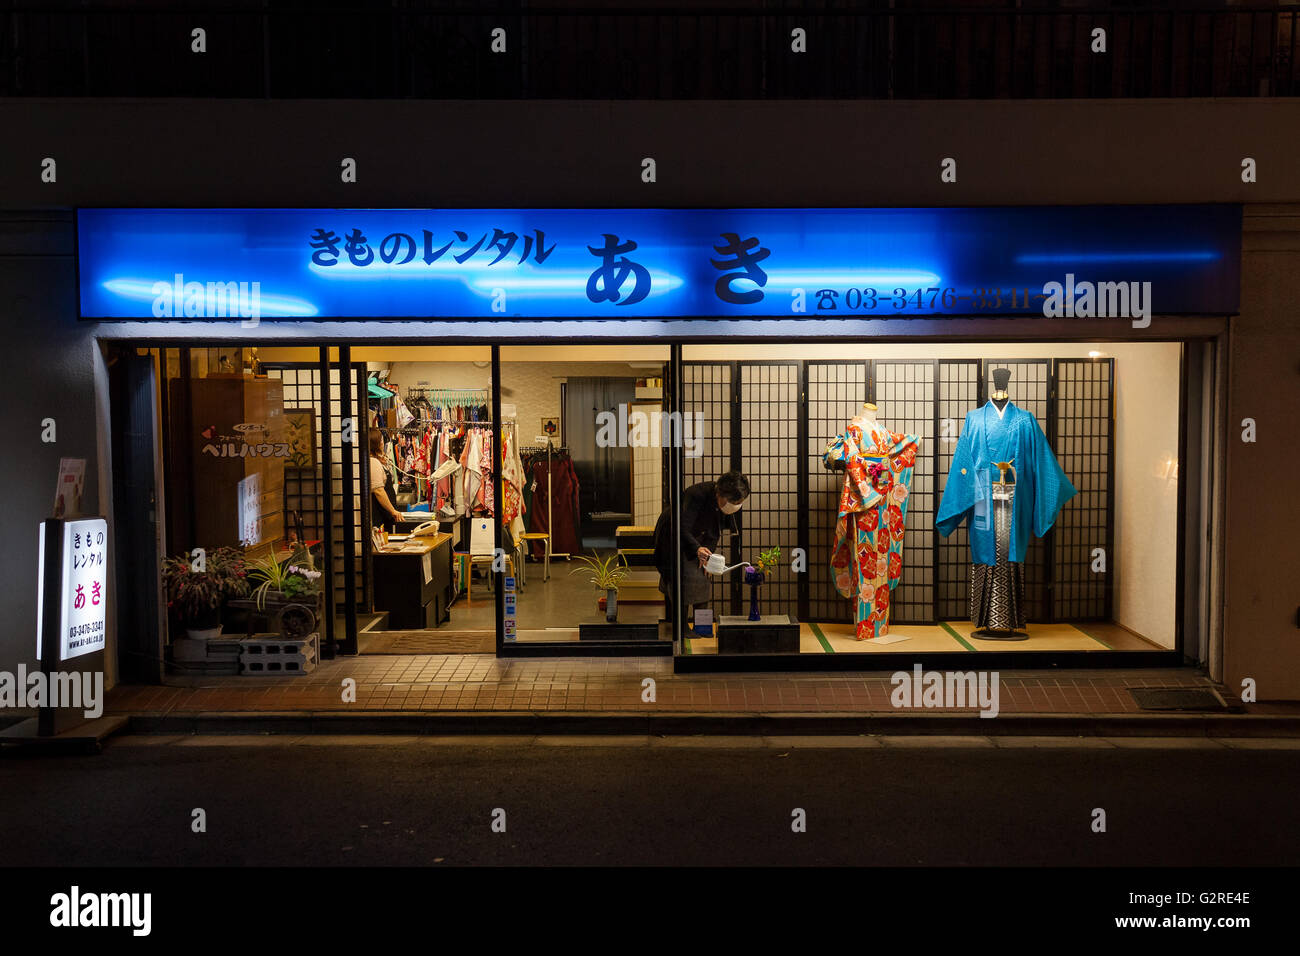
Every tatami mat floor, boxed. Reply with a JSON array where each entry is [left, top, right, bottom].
[[685, 620, 1164, 655]]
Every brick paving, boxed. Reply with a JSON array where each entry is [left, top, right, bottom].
[[96, 655, 1284, 717]]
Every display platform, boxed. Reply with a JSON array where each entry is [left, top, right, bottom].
[[716, 614, 801, 654], [578, 620, 661, 641], [686, 620, 1150, 655]]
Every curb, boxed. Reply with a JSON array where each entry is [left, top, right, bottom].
[[120, 711, 1300, 738]]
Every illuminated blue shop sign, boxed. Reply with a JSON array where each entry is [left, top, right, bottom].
[[77, 206, 1241, 319]]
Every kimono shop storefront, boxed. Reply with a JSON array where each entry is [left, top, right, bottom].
[[80, 206, 1239, 674]]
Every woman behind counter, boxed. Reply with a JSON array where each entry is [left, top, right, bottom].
[[653, 470, 751, 638], [369, 431, 405, 532]]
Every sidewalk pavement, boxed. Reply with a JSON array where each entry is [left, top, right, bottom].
[[98, 654, 1300, 737]]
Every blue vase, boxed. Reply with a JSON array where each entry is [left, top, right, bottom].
[[743, 567, 765, 621]]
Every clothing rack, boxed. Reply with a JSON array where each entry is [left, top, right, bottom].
[[528, 437, 570, 560], [383, 420, 493, 432], [405, 386, 490, 404]]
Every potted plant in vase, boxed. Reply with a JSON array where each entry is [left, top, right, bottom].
[[161, 546, 250, 640], [569, 551, 631, 623], [743, 546, 782, 622]]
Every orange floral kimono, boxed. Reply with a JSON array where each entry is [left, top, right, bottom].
[[824, 419, 920, 639]]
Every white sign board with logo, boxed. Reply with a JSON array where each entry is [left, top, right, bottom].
[[37, 517, 109, 661]]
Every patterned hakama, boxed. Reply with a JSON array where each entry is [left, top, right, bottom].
[[969, 483, 1026, 631]]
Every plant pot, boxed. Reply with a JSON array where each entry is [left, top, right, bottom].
[[743, 567, 765, 621], [605, 588, 619, 622], [182, 604, 222, 639]]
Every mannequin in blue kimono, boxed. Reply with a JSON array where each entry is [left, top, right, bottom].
[[936, 369, 1076, 638]]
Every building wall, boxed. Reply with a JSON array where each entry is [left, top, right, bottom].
[[1224, 208, 1300, 698], [0, 213, 110, 683]]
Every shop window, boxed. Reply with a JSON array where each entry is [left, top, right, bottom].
[[674, 342, 1176, 658]]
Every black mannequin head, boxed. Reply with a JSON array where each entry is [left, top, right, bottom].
[[991, 368, 1012, 409]]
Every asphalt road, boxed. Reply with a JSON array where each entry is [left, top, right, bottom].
[[2, 734, 1298, 867]]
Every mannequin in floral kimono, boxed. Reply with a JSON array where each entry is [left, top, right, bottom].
[[824, 403, 920, 640], [936, 368, 1076, 638]]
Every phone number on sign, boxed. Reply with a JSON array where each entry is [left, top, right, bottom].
[[813, 287, 1047, 312]]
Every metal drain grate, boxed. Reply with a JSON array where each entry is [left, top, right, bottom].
[[1129, 687, 1227, 711]]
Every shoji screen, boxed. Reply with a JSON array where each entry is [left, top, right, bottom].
[[1052, 358, 1114, 621], [682, 362, 734, 612], [737, 362, 801, 619], [265, 364, 366, 613], [805, 361, 871, 623], [937, 360, 982, 620], [870, 361, 937, 624]]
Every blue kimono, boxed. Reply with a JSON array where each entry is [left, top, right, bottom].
[[936, 402, 1076, 564]]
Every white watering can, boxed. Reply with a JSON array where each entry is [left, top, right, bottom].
[[705, 553, 750, 575]]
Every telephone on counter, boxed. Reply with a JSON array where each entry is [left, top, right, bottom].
[[409, 520, 440, 538]]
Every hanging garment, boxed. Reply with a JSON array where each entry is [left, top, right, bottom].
[[825, 418, 920, 640], [500, 428, 526, 544], [936, 401, 1076, 629], [521, 451, 536, 521], [478, 427, 495, 516], [395, 395, 415, 427], [435, 427, 455, 512], [526, 454, 582, 556]]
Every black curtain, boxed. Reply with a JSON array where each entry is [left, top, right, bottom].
[[564, 377, 635, 546]]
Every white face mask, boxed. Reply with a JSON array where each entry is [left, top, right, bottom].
[[720, 500, 744, 515]]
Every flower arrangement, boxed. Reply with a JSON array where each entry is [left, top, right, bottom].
[[753, 545, 782, 575], [161, 546, 249, 630], [246, 546, 321, 609]]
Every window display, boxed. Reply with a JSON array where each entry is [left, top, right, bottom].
[[677, 342, 1180, 658]]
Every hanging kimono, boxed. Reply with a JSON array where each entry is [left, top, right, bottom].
[[936, 401, 1076, 630], [500, 427, 526, 545], [824, 418, 920, 640], [435, 427, 456, 513], [460, 428, 483, 515], [478, 427, 495, 516]]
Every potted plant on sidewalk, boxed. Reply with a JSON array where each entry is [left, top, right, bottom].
[[246, 546, 311, 609], [245, 546, 324, 637], [570, 550, 631, 622], [161, 545, 250, 640], [743, 546, 782, 622]]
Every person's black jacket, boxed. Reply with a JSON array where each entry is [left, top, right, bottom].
[[653, 481, 731, 577]]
